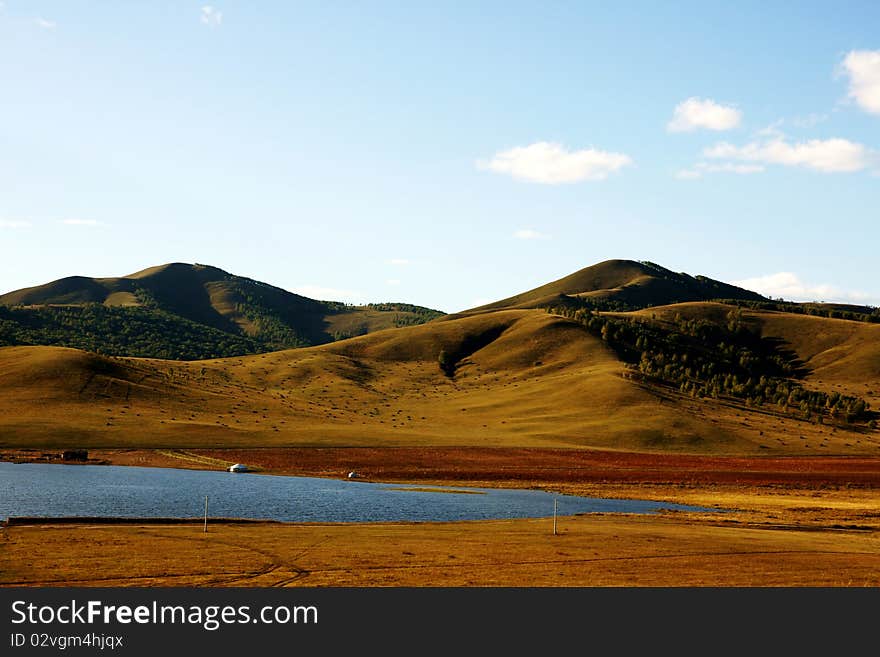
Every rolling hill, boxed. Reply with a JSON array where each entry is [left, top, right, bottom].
[[0, 263, 444, 359], [0, 258, 877, 455], [0, 305, 877, 455], [463, 259, 767, 313]]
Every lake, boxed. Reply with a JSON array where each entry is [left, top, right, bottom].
[[0, 462, 716, 522]]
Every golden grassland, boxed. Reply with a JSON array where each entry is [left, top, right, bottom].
[[1, 307, 878, 455]]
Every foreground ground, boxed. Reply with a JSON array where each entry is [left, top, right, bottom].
[[2, 448, 879, 587], [2, 503, 878, 587]]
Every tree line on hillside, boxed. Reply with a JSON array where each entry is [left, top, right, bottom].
[[226, 283, 312, 349], [547, 304, 874, 429], [715, 299, 880, 324], [0, 304, 265, 360], [0, 297, 445, 360], [543, 288, 879, 324], [363, 303, 445, 326]]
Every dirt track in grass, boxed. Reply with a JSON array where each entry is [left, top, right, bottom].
[[3, 511, 878, 587]]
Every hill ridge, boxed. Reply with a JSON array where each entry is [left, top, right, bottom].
[[4, 258, 877, 361], [464, 258, 767, 314]]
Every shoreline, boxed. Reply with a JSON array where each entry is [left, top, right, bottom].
[[4, 446, 880, 531]]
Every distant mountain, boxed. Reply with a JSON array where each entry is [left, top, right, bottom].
[[464, 259, 767, 313], [0, 263, 444, 359], [4, 258, 874, 363]]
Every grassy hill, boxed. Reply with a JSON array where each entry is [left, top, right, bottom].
[[462, 259, 767, 313], [0, 263, 444, 359], [1, 258, 877, 455], [1, 304, 877, 455]]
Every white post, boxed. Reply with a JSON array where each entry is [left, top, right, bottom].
[[204, 495, 208, 533], [553, 498, 558, 536]]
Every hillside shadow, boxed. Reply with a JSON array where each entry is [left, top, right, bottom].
[[760, 336, 811, 379], [441, 325, 508, 377]]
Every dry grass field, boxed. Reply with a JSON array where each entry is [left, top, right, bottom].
[[1, 306, 878, 455], [3, 493, 878, 587]]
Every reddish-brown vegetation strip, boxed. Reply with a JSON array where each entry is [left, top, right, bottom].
[[191, 447, 880, 487]]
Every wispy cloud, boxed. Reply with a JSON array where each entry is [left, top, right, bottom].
[[385, 279, 401, 286], [35, 17, 56, 30], [734, 272, 874, 304], [292, 285, 362, 303], [704, 136, 875, 173], [790, 113, 829, 128], [755, 115, 828, 140], [479, 141, 632, 184], [840, 50, 880, 115], [675, 162, 764, 179], [387, 258, 411, 266], [513, 229, 551, 240], [200, 6, 223, 28], [707, 163, 766, 174], [754, 120, 785, 139], [61, 219, 104, 227], [667, 97, 742, 133], [0, 219, 32, 228]]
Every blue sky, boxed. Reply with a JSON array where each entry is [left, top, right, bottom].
[[1, 1, 878, 312]]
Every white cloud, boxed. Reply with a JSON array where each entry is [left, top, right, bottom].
[[292, 285, 362, 303], [513, 228, 551, 240], [61, 219, 103, 226], [0, 219, 31, 228], [387, 258, 410, 266], [674, 169, 703, 180], [386, 279, 401, 286], [704, 136, 875, 173], [35, 17, 56, 30], [734, 272, 874, 304], [201, 6, 223, 27], [478, 141, 632, 184], [667, 97, 742, 133], [841, 50, 880, 115]]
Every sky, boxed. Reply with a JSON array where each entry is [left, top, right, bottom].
[[1, 1, 879, 313]]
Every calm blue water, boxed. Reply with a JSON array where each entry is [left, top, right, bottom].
[[0, 462, 715, 522]]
